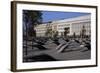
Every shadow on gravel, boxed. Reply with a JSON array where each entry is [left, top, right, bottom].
[[24, 54, 58, 62]]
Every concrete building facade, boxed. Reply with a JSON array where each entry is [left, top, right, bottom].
[[34, 23, 47, 37], [34, 14, 91, 37]]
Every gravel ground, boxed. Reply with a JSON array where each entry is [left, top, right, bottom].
[[23, 40, 91, 62]]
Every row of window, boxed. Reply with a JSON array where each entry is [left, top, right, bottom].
[[58, 24, 70, 27]]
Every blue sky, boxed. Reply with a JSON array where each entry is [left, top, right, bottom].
[[42, 11, 90, 22]]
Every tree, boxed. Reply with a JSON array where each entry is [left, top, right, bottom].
[[73, 32, 76, 38], [64, 27, 69, 38], [45, 28, 52, 37], [23, 10, 42, 55], [81, 25, 86, 38], [23, 10, 42, 37], [53, 31, 58, 38]]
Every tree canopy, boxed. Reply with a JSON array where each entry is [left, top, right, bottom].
[[23, 10, 43, 37]]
